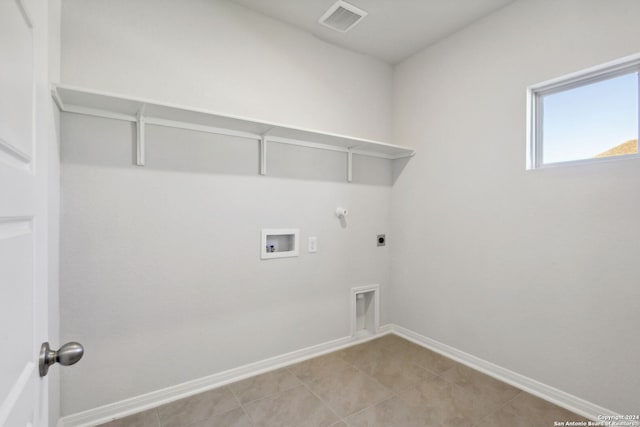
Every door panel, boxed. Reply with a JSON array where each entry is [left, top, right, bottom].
[[0, 222, 34, 404], [1, 363, 36, 427], [0, 0, 43, 426], [0, 0, 34, 160]]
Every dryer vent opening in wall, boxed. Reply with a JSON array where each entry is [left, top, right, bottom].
[[351, 285, 379, 337], [319, 1, 368, 33]]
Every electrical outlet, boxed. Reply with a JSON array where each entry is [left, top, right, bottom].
[[308, 236, 318, 253]]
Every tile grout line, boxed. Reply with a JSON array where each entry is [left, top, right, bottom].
[[341, 392, 399, 426], [471, 390, 524, 427], [333, 340, 432, 420], [174, 386, 249, 427], [337, 339, 518, 425], [332, 345, 400, 401], [326, 348, 399, 413], [286, 358, 403, 425], [104, 335, 574, 427], [338, 341, 452, 403], [229, 381, 303, 407], [309, 342, 425, 423], [338, 363, 442, 425], [427, 364, 527, 427], [153, 408, 162, 427], [228, 384, 258, 427], [286, 365, 346, 425], [238, 404, 256, 427], [299, 381, 345, 425], [432, 361, 528, 426]]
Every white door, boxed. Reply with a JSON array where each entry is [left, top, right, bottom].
[[1, 0, 52, 426]]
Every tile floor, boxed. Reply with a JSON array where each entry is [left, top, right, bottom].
[[98, 335, 588, 427]]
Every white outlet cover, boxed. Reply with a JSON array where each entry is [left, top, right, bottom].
[[308, 236, 318, 253]]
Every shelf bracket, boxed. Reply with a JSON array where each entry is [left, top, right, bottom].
[[347, 149, 353, 183], [51, 87, 66, 112], [260, 136, 268, 176], [136, 104, 147, 166]]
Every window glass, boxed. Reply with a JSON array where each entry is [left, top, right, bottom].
[[540, 72, 638, 165]]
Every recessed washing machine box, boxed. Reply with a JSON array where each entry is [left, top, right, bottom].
[[261, 229, 299, 259]]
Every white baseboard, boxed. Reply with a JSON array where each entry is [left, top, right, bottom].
[[59, 323, 618, 426], [58, 326, 393, 427], [390, 324, 618, 421]]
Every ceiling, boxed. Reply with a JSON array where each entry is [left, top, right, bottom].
[[229, 0, 515, 64]]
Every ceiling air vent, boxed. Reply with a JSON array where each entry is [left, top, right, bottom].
[[319, 1, 368, 33]]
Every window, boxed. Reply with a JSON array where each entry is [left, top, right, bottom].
[[528, 56, 640, 169]]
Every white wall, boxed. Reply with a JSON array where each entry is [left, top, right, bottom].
[[61, 0, 392, 142], [60, 116, 392, 415], [60, 0, 640, 417], [59, 0, 393, 415], [391, 0, 640, 413]]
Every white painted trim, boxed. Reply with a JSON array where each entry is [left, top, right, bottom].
[[57, 323, 618, 426], [146, 118, 261, 142], [259, 136, 267, 176], [135, 105, 146, 166], [527, 53, 640, 170], [0, 217, 32, 240], [530, 52, 640, 96], [349, 149, 414, 160], [62, 105, 137, 123], [265, 135, 349, 154], [531, 152, 640, 170], [57, 329, 392, 427], [50, 84, 415, 158], [0, 138, 31, 162], [0, 363, 35, 426], [14, 0, 33, 28], [389, 324, 620, 421], [260, 228, 299, 260], [51, 88, 66, 112], [50, 85, 415, 177]]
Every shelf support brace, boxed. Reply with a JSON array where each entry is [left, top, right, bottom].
[[347, 149, 353, 183], [260, 136, 268, 176], [51, 87, 66, 112], [136, 105, 147, 166]]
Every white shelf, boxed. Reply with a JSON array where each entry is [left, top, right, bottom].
[[51, 85, 415, 181]]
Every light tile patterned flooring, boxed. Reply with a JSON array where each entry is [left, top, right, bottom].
[[99, 335, 587, 427]]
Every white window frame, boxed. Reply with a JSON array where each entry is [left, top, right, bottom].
[[527, 53, 640, 170]]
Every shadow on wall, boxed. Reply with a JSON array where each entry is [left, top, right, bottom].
[[61, 113, 396, 186], [392, 157, 411, 185]]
